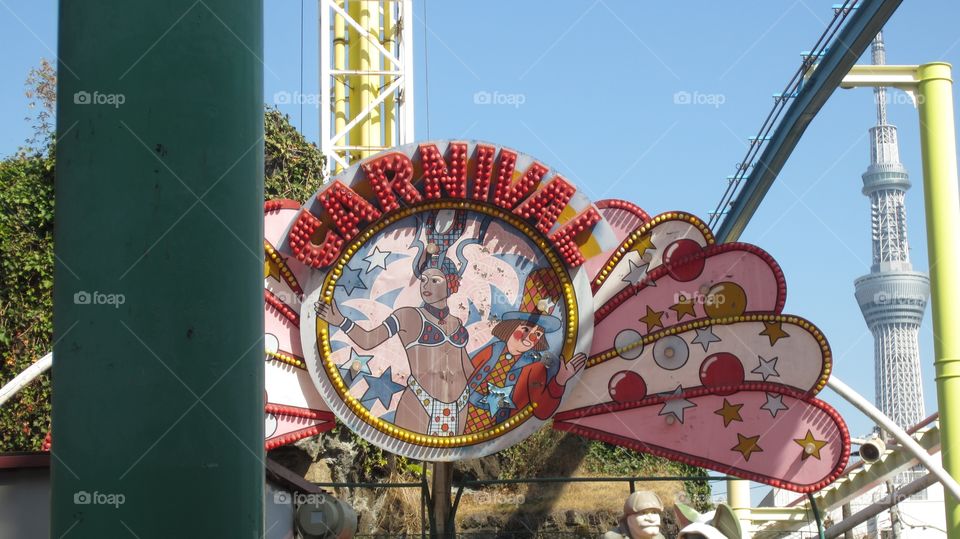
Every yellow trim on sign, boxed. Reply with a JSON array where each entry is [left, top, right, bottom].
[[588, 314, 831, 394], [592, 212, 715, 289]]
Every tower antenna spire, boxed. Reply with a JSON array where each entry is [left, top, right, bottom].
[[872, 31, 888, 125]]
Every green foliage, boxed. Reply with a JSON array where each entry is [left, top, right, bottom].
[[348, 427, 391, 479], [499, 424, 567, 480], [0, 144, 55, 451], [585, 441, 713, 512], [264, 107, 326, 204], [0, 60, 58, 452], [403, 460, 424, 477]]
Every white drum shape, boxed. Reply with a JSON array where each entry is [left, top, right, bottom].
[[265, 333, 280, 354], [615, 329, 644, 360], [265, 413, 279, 438], [653, 334, 689, 370]]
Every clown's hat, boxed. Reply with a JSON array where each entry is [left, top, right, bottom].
[[501, 267, 563, 333]]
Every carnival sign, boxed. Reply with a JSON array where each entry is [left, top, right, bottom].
[[261, 140, 851, 491], [293, 142, 608, 460]]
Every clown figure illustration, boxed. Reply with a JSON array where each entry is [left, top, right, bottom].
[[463, 268, 587, 434]]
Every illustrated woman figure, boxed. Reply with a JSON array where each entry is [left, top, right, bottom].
[[462, 267, 587, 434], [316, 209, 487, 436]]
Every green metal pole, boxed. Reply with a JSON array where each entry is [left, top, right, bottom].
[[807, 493, 825, 539], [916, 62, 960, 538], [53, 1, 264, 537]]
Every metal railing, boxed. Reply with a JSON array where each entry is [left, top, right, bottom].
[[314, 474, 728, 538]]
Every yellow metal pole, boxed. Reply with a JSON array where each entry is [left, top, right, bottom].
[[333, 0, 347, 172], [727, 478, 752, 537], [383, 0, 395, 149], [363, 0, 381, 157], [916, 61, 960, 538], [347, 0, 362, 162], [356, 0, 370, 158]]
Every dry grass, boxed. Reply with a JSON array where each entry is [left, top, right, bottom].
[[370, 469, 426, 533], [455, 464, 687, 527], [355, 457, 691, 534]]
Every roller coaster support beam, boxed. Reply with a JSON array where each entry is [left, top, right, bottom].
[[715, 0, 902, 243]]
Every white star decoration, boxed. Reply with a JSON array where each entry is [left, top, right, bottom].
[[480, 383, 516, 416], [362, 246, 390, 273], [751, 355, 780, 381], [761, 393, 789, 417], [537, 298, 557, 314], [349, 348, 373, 375], [658, 385, 696, 424], [691, 326, 722, 352], [621, 259, 649, 285]]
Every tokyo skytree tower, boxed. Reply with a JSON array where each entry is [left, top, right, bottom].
[[853, 32, 930, 430]]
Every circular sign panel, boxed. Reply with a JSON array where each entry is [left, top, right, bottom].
[[294, 141, 606, 460]]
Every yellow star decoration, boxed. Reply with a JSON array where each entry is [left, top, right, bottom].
[[630, 234, 655, 258], [732, 433, 763, 462], [670, 294, 697, 321], [794, 430, 829, 461], [265, 257, 282, 281], [639, 306, 664, 332], [714, 399, 744, 427], [760, 320, 790, 346]]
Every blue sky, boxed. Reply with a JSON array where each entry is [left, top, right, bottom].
[[3, 0, 960, 499]]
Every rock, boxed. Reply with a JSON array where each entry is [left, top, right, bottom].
[[460, 515, 483, 530], [304, 459, 333, 484], [294, 436, 323, 460], [485, 514, 504, 528], [268, 444, 312, 476], [454, 456, 501, 482]]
